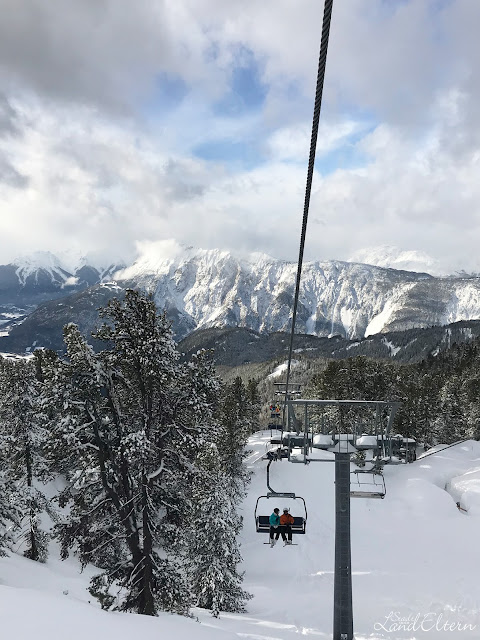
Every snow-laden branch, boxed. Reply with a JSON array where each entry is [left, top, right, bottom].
[[146, 459, 165, 481]]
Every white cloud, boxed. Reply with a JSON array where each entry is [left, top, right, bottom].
[[267, 119, 367, 163], [349, 245, 442, 276], [1, 1, 480, 275]]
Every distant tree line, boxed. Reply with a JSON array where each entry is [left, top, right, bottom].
[[0, 290, 259, 618], [306, 340, 480, 445]]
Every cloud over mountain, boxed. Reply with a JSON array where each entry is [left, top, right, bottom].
[[1, 1, 480, 274]]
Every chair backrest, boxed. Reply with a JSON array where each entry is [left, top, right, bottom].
[[291, 516, 304, 529], [258, 516, 270, 528], [256, 515, 306, 534]]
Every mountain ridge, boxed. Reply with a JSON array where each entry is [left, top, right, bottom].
[[177, 320, 480, 367], [2, 247, 480, 356]]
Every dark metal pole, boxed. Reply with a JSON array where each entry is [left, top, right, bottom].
[[333, 452, 353, 640]]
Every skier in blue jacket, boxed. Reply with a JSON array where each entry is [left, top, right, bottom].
[[269, 508, 280, 547]]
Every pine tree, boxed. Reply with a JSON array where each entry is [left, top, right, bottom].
[[463, 376, 480, 440], [0, 357, 52, 561], [246, 379, 261, 433], [433, 377, 466, 444], [188, 443, 252, 617], [0, 471, 21, 555], [217, 377, 253, 499], [186, 375, 256, 616], [48, 290, 219, 616], [35, 348, 81, 476]]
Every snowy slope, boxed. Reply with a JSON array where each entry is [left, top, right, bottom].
[[211, 435, 480, 640], [223, 434, 480, 640], [0, 252, 126, 344], [0, 554, 235, 640], [12, 251, 123, 281], [1, 434, 480, 640], [0, 251, 124, 296], [115, 247, 426, 339]]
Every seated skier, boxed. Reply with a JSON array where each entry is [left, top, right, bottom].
[[279, 507, 295, 545], [269, 508, 281, 547]]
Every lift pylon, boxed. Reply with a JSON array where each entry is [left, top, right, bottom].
[[284, 398, 401, 640]]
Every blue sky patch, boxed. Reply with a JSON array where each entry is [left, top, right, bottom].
[[315, 145, 369, 176], [142, 72, 189, 116], [213, 47, 267, 116], [193, 138, 263, 170]]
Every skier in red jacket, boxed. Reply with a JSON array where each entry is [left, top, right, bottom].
[[279, 508, 294, 545]]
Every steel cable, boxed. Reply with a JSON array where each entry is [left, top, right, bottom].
[[283, 0, 334, 425]]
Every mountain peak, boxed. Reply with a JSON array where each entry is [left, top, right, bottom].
[[13, 250, 64, 271], [12, 251, 70, 285]]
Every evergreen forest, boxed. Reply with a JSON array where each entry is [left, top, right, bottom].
[[0, 290, 259, 617], [305, 343, 480, 445]]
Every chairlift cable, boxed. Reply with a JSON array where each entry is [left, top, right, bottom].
[[283, 0, 334, 418]]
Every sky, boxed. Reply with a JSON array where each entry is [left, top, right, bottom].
[[0, 0, 480, 275]]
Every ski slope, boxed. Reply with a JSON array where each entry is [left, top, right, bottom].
[[1, 432, 480, 639], [203, 432, 480, 640]]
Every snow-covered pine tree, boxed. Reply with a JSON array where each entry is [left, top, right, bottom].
[[0, 356, 52, 561], [460, 373, 480, 441], [217, 377, 255, 499], [0, 470, 21, 556], [185, 375, 256, 616], [434, 377, 466, 444], [246, 379, 261, 433], [49, 289, 219, 616], [188, 443, 252, 617], [0, 359, 22, 554]]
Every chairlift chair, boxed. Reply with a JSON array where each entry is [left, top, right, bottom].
[[350, 468, 386, 499], [254, 493, 307, 535], [262, 446, 289, 461], [255, 455, 307, 536]]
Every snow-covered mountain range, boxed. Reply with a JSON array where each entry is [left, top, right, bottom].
[[3, 245, 480, 354], [0, 250, 123, 331], [115, 246, 480, 339], [0, 250, 122, 295]]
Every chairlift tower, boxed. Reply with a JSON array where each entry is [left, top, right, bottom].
[[271, 381, 303, 433], [286, 398, 401, 640]]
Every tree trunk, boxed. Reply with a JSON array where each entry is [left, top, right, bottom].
[[138, 477, 155, 615], [24, 439, 39, 562]]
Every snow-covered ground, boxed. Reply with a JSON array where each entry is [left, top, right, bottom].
[[2, 432, 480, 640], [267, 360, 300, 379]]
